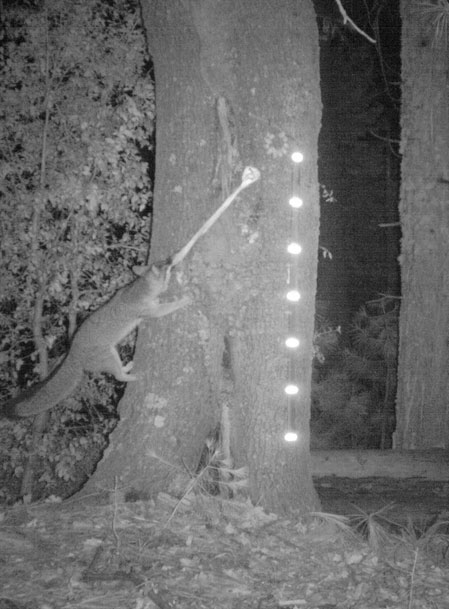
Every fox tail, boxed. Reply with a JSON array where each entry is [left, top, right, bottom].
[[3, 354, 84, 418]]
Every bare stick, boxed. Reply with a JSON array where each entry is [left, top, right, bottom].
[[170, 166, 260, 268], [334, 0, 376, 44]]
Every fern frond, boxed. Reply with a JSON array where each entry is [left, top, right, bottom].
[[416, 0, 449, 48]]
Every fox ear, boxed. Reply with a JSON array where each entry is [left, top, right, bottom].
[[132, 265, 151, 276]]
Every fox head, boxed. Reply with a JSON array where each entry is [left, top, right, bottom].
[[132, 262, 171, 295]]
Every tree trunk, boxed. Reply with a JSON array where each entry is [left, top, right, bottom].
[[81, 0, 321, 515], [394, 1, 449, 449]]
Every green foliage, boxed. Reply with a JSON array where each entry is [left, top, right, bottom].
[[0, 381, 118, 503], [312, 298, 399, 449], [0, 0, 154, 501], [313, 321, 341, 364]]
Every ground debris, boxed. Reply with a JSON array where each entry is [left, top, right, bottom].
[[0, 491, 448, 609]]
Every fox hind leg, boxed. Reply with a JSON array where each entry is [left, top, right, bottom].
[[101, 347, 137, 382]]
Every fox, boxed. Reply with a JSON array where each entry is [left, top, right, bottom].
[[3, 262, 190, 418], [3, 166, 260, 419]]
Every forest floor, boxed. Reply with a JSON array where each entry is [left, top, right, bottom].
[[1, 478, 449, 609]]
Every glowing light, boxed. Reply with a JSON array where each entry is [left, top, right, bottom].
[[287, 242, 302, 255], [284, 384, 299, 395], [286, 290, 301, 302], [283, 154, 306, 441], [291, 151, 304, 163], [289, 196, 303, 208], [284, 431, 298, 442]]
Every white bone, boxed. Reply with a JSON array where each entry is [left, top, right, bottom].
[[170, 166, 260, 268]]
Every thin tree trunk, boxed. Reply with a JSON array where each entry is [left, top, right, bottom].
[[20, 19, 52, 498]]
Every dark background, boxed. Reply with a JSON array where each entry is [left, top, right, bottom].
[[314, 0, 401, 328]]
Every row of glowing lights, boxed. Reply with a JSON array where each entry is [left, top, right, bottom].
[[284, 150, 303, 443]]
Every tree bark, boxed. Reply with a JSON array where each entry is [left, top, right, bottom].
[[81, 0, 321, 515], [395, 1, 449, 449]]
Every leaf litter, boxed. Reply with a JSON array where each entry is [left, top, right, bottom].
[[0, 490, 448, 609]]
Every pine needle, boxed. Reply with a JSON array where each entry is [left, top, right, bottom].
[[416, 0, 449, 48]]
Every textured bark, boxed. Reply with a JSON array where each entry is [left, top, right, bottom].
[[394, 1, 449, 449], [81, 0, 321, 514]]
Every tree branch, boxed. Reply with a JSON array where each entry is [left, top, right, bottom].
[[334, 0, 376, 44]]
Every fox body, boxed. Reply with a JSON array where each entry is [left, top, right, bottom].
[[4, 263, 190, 418], [4, 167, 260, 419]]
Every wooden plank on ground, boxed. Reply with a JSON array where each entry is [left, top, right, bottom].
[[311, 449, 449, 480]]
